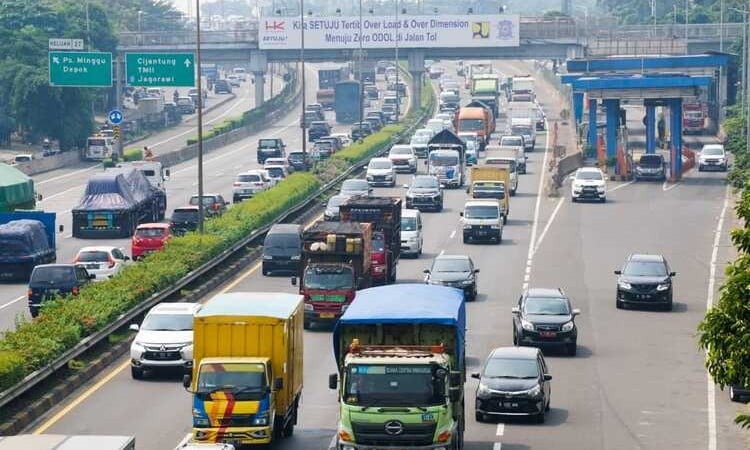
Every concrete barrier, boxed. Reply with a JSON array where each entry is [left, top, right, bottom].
[[14, 152, 81, 176]]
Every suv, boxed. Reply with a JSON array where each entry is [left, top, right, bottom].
[[287, 150, 308, 171], [698, 144, 728, 171], [214, 79, 232, 94], [365, 116, 384, 132], [424, 254, 479, 301], [614, 253, 676, 311], [366, 158, 396, 187], [405, 175, 443, 211], [400, 209, 423, 257], [308, 121, 332, 142], [189, 194, 228, 216], [129, 302, 201, 379], [388, 145, 417, 173], [28, 264, 92, 317], [571, 167, 607, 203], [512, 288, 581, 355], [261, 224, 302, 275], [257, 138, 286, 164], [170, 206, 200, 235], [634, 153, 666, 181], [176, 96, 196, 114], [351, 122, 373, 141], [232, 171, 272, 203]]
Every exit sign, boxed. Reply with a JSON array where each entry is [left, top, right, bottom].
[[48, 51, 112, 87], [126, 53, 196, 87]]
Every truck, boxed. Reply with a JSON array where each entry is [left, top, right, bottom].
[[335, 81, 362, 124], [683, 101, 707, 134], [352, 59, 377, 83], [317, 88, 335, 109], [483, 153, 518, 195], [495, 139, 527, 174], [461, 199, 504, 243], [339, 197, 401, 285], [511, 75, 535, 102], [330, 284, 467, 450], [428, 129, 466, 188], [201, 63, 219, 85], [456, 105, 494, 149], [318, 64, 350, 89], [466, 61, 493, 87], [84, 134, 115, 161], [256, 138, 287, 164], [471, 77, 500, 116], [468, 166, 510, 223], [185, 292, 303, 447], [137, 95, 167, 129], [0, 211, 57, 280], [294, 221, 372, 328], [0, 435, 135, 450], [0, 163, 36, 212], [115, 161, 169, 218], [72, 168, 167, 238]]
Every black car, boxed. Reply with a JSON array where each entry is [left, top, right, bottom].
[[473, 347, 552, 423], [213, 79, 232, 94], [364, 84, 379, 99], [28, 264, 92, 317], [634, 154, 666, 181], [512, 288, 580, 356], [615, 253, 676, 311], [351, 122, 373, 141], [730, 384, 750, 402], [169, 206, 200, 235], [405, 175, 443, 211], [287, 151, 308, 171], [262, 224, 302, 276], [308, 121, 331, 142], [365, 116, 384, 132], [424, 254, 478, 301]]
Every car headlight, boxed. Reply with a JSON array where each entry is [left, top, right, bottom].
[[521, 319, 535, 331], [463, 224, 472, 230], [263, 255, 273, 260], [131, 341, 145, 351], [572, 183, 582, 191], [635, 167, 643, 173], [597, 186, 606, 192], [656, 283, 671, 291], [291, 255, 301, 260], [476, 383, 491, 397], [525, 384, 542, 397], [181, 344, 193, 360], [561, 321, 575, 332], [459, 279, 473, 286], [618, 281, 632, 290], [490, 224, 501, 229], [252, 412, 269, 426]]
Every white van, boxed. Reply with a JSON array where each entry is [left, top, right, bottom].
[[400, 209, 423, 257], [460, 199, 503, 244]]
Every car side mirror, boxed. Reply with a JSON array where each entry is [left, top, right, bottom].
[[124, 256, 131, 261], [459, 212, 463, 217], [614, 270, 622, 275], [274, 377, 284, 391], [165, 169, 171, 178], [129, 323, 139, 332], [291, 276, 297, 286], [544, 374, 552, 382], [423, 269, 430, 274], [511, 306, 520, 314], [572, 308, 581, 316], [474, 269, 480, 273], [669, 271, 676, 277], [59, 224, 64, 233], [328, 373, 338, 390], [471, 372, 480, 379], [183, 374, 192, 390]]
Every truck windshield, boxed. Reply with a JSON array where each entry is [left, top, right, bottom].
[[473, 183, 505, 198], [303, 266, 354, 290], [429, 154, 458, 166], [502, 138, 523, 147], [459, 119, 484, 131], [511, 126, 531, 136], [197, 362, 267, 400], [464, 205, 499, 219], [344, 364, 445, 407]]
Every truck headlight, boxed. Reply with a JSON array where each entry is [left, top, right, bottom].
[[521, 319, 535, 331], [561, 321, 574, 332], [252, 412, 269, 426], [193, 408, 210, 427]]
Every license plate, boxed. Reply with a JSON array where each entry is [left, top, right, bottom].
[[540, 331, 556, 338], [638, 294, 650, 299], [320, 312, 335, 319], [503, 402, 519, 408]]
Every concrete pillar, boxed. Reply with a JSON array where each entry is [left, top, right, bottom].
[[670, 99, 683, 180], [573, 91, 584, 126], [604, 98, 619, 159], [253, 72, 265, 107], [587, 98, 597, 148], [408, 50, 426, 113], [249, 50, 268, 108], [645, 104, 656, 154]]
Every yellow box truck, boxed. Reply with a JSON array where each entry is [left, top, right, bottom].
[[184, 292, 304, 447], [468, 166, 510, 224]]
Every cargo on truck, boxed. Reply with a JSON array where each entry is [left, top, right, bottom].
[[0, 163, 36, 212], [317, 88, 335, 109], [683, 101, 707, 134], [468, 166, 510, 223], [0, 211, 57, 281], [72, 168, 167, 238], [115, 161, 169, 217], [318, 64, 350, 89], [339, 197, 401, 285], [330, 284, 466, 450], [293, 221, 372, 328], [335, 81, 362, 124], [483, 154, 518, 195], [494, 140, 527, 174], [185, 292, 303, 447], [506, 107, 536, 151], [471, 77, 500, 116], [428, 129, 466, 188], [456, 106, 493, 150], [511, 75, 535, 102], [0, 434, 135, 450]]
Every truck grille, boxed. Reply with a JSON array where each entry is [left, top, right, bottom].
[[216, 414, 254, 427], [352, 422, 436, 446]]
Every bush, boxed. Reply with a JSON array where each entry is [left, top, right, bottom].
[[0, 351, 26, 391], [101, 158, 115, 168], [123, 148, 143, 161]]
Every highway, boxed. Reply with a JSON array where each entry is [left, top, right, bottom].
[[22, 61, 748, 450]]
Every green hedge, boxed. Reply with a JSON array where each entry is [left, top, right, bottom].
[[123, 148, 143, 161]]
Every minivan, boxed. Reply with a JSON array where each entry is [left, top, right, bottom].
[[400, 209, 423, 257], [28, 264, 92, 317], [262, 224, 302, 276]]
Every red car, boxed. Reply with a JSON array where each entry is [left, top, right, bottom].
[[131, 223, 171, 260]]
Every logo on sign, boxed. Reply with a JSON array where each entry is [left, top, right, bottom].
[[472, 22, 490, 39], [265, 20, 285, 31], [497, 19, 515, 39]]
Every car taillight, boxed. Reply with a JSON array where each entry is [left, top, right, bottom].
[[27, 289, 32, 299], [72, 286, 79, 296], [233, 182, 241, 187], [212, 204, 220, 211], [108, 255, 116, 269]]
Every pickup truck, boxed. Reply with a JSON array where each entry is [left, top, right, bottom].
[[461, 199, 504, 244]]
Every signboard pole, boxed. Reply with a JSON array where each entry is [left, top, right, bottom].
[[115, 56, 123, 159]]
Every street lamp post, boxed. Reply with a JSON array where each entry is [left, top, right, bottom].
[[196, 0, 206, 233]]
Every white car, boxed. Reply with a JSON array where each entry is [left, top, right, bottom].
[[414, 128, 435, 140], [73, 246, 129, 281], [434, 112, 454, 123], [426, 119, 446, 134], [571, 167, 607, 203], [232, 169, 273, 203], [698, 144, 728, 171], [388, 145, 418, 173], [226, 74, 241, 87], [401, 208, 423, 257], [129, 302, 201, 379], [330, 133, 352, 147], [366, 158, 397, 187], [263, 158, 288, 182]]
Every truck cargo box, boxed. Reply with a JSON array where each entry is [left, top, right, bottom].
[[0, 217, 57, 280], [0, 163, 35, 212]]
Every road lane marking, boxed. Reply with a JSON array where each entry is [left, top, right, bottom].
[[496, 423, 504, 436], [705, 185, 729, 450], [37, 165, 100, 186], [176, 433, 192, 448], [493, 443, 502, 450], [0, 296, 25, 311], [608, 180, 636, 193], [663, 180, 681, 191], [39, 185, 83, 203], [449, 230, 456, 239], [533, 196, 565, 256]]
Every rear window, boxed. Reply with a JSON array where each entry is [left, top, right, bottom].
[[238, 174, 261, 182], [638, 155, 663, 167], [372, 233, 385, 252], [259, 139, 278, 148], [266, 167, 285, 178], [31, 266, 74, 284], [76, 251, 109, 262], [172, 210, 199, 221], [136, 228, 166, 238], [190, 196, 220, 206]]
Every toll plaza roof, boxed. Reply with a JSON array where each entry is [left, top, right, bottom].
[[563, 74, 712, 100], [566, 53, 729, 73]]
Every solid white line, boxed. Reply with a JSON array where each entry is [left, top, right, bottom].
[[39, 184, 84, 203], [705, 185, 729, 450], [0, 296, 25, 311], [36, 164, 100, 186], [327, 435, 338, 450], [663, 180, 681, 192], [496, 423, 505, 436], [608, 180, 636, 193], [533, 196, 565, 256], [175, 433, 192, 448], [449, 230, 456, 239], [493, 443, 503, 450]]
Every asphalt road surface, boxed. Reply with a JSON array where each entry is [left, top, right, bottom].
[[22, 60, 748, 450]]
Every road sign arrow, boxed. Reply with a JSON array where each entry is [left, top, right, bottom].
[[52, 56, 60, 64], [184, 58, 192, 68]]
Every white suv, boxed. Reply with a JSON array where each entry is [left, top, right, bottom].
[[129, 302, 200, 379], [232, 169, 272, 203], [698, 144, 728, 172], [571, 167, 607, 203], [366, 158, 396, 187], [401, 209, 423, 257], [388, 145, 418, 173]]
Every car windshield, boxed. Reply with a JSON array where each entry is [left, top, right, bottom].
[[76, 251, 110, 262], [401, 217, 417, 231], [266, 167, 285, 178], [303, 266, 354, 290], [264, 234, 300, 249], [639, 155, 663, 167], [30, 267, 74, 283], [390, 147, 411, 155], [511, 126, 532, 135], [372, 233, 385, 252], [197, 362, 267, 401], [237, 174, 261, 182], [289, 153, 304, 161], [483, 357, 539, 379], [190, 196, 221, 206], [502, 138, 523, 146], [342, 180, 368, 192], [576, 171, 602, 181], [411, 136, 429, 145], [142, 313, 193, 331], [412, 177, 438, 188], [136, 228, 165, 238], [344, 364, 444, 407], [623, 260, 668, 277], [172, 210, 199, 222], [369, 160, 391, 169], [464, 205, 499, 219], [524, 297, 570, 315], [702, 147, 724, 156], [429, 154, 458, 166], [432, 258, 470, 273]]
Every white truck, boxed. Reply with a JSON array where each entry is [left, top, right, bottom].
[[115, 160, 170, 190], [460, 199, 503, 244], [496, 137, 528, 174], [511, 76, 536, 102]]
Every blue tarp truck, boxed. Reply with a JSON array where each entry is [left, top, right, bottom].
[[330, 284, 466, 450], [0, 211, 57, 281], [335, 81, 361, 124], [72, 168, 166, 238]]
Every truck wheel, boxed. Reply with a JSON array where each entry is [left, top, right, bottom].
[[503, 215, 508, 225]]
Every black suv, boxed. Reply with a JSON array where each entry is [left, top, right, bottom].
[[351, 122, 373, 141], [365, 116, 384, 132], [214, 79, 232, 94], [405, 175, 443, 211], [634, 154, 666, 181], [28, 264, 92, 317], [615, 253, 676, 311], [512, 288, 580, 356], [169, 206, 200, 235], [473, 347, 552, 423], [308, 121, 331, 142]]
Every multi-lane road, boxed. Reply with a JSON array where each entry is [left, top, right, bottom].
[[20, 60, 748, 450]]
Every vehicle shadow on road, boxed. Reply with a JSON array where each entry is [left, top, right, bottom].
[[509, 192, 536, 199], [482, 407, 569, 427], [682, 175, 727, 187], [541, 344, 594, 359], [506, 218, 532, 226]]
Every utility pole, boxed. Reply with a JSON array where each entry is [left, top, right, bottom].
[[685, 0, 689, 55], [196, 0, 205, 234], [358, 0, 364, 136], [395, 0, 400, 122], [301, 0, 307, 164]]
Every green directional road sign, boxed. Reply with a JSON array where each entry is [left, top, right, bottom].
[[48, 51, 112, 87], [126, 53, 196, 87]]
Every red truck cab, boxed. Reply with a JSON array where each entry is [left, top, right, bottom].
[[370, 231, 387, 284], [131, 223, 171, 260]]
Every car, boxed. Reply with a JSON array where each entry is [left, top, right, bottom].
[[330, 133, 352, 147], [226, 74, 241, 87], [434, 112, 454, 123], [459, 131, 480, 150], [324, 194, 352, 221], [189, 193, 229, 216], [129, 302, 201, 379], [308, 121, 332, 142], [730, 384, 750, 402], [176, 96, 196, 114], [414, 128, 435, 140], [170, 206, 201, 235], [303, 110, 322, 126], [13, 154, 33, 164], [306, 103, 324, 116], [423, 254, 479, 301], [405, 174, 443, 211], [382, 96, 399, 109], [262, 224, 302, 275], [73, 246, 129, 281], [570, 167, 607, 203], [400, 208, 423, 257], [615, 253, 676, 311], [388, 144, 418, 173], [188, 88, 207, 106], [340, 178, 372, 197], [232, 67, 247, 81], [318, 136, 343, 153], [364, 84, 379, 99], [512, 288, 581, 355], [263, 160, 288, 182], [178, 443, 236, 450], [381, 104, 398, 123], [410, 134, 430, 159], [426, 118, 447, 134], [634, 153, 666, 181], [27, 264, 93, 317], [232, 171, 272, 203], [365, 113, 385, 131], [461, 200, 503, 244], [535, 105, 546, 130], [698, 144, 728, 171], [287, 150, 309, 171], [132, 223, 172, 260], [351, 122, 373, 141], [366, 158, 396, 187], [473, 347, 552, 423], [213, 79, 232, 94], [312, 140, 335, 160]]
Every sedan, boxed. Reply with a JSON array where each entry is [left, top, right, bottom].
[[424, 254, 478, 301], [512, 288, 580, 356], [340, 178, 372, 197], [473, 346, 552, 423], [615, 253, 676, 311], [324, 194, 352, 221], [73, 246, 129, 281]]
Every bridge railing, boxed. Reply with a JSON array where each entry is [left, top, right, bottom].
[[585, 23, 743, 41], [118, 29, 258, 47]]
